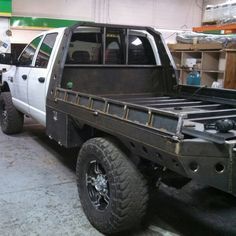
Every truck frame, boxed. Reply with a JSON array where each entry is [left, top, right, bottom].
[[0, 22, 236, 234]]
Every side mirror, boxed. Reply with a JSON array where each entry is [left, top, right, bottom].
[[0, 53, 14, 65]]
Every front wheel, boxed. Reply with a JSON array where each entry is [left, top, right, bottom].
[[0, 92, 24, 134], [76, 137, 148, 235]]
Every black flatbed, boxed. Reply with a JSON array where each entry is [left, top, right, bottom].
[[54, 87, 236, 144], [46, 22, 236, 200]]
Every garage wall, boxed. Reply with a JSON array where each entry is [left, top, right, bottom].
[[11, 29, 43, 44], [12, 0, 94, 21], [11, 0, 203, 43], [13, 0, 203, 29]]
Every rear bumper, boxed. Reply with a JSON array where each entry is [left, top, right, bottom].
[[173, 140, 236, 196]]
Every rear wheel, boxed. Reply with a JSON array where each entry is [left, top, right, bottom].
[[0, 92, 24, 134], [76, 137, 148, 235]]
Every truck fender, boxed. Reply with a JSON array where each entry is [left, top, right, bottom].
[[1, 65, 16, 93], [0, 81, 10, 92]]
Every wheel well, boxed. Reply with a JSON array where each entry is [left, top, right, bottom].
[[74, 122, 158, 179], [1, 82, 10, 92], [73, 122, 132, 157], [85, 128, 161, 169], [73, 120, 147, 166], [89, 127, 132, 157]]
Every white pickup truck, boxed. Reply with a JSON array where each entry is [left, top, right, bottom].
[[0, 27, 64, 128], [1, 22, 236, 235]]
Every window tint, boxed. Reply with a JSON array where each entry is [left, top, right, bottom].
[[66, 33, 102, 64], [18, 36, 42, 66], [35, 33, 58, 68], [105, 31, 123, 64], [128, 35, 156, 65]]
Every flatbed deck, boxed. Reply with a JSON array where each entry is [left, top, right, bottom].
[[54, 88, 236, 144]]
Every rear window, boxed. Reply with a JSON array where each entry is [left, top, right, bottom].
[[67, 33, 102, 64], [128, 35, 156, 65], [105, 31, 124, 64], [35, 33, 58, 68], [66, 29, 157, 66]]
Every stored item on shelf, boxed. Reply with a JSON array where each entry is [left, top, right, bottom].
[[186, 68, 201, 86], [176, 32, 208, 44], [213, 5, 221, 22], [184, 58, 197, 68], [222, 2, 236, 24], [218, 79, 224, 88], [231, 3, 236, 22], [203, 5, 214, 23], [211, 81, 222, 88], [193, 37, 198, 44], [196, 59, 201, 70], [203, 1, 236, 24], [177, 31, 236, 47], [221, 3, 231, 23], [219, 56, 226, 71]]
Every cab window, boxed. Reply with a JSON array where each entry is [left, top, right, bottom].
[[18, 36, 42, 66], [35, 33, 58, 68], [128, 35, 156, 65]]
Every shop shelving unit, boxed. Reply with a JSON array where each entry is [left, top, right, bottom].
[[170, 48, 236, 89]]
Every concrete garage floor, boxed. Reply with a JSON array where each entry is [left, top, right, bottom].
[[0, 119, 102, 236], [0, 118, 236, 236]]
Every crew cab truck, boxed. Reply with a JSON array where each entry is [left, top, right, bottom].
[[0, 22, 236, 235]]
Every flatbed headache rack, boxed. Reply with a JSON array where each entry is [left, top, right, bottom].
[[54, 86, 236, 144], [48, 22, 236, 145]]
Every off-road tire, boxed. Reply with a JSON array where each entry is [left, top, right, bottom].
[[76, 137, 148, 235], [0, 92, 24, 134]]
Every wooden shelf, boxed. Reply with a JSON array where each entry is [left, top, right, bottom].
[[202, 70, 224, 73], [168, 43, 223, 51], [181, 68, 200, 72], [169, 47, 236, 88]]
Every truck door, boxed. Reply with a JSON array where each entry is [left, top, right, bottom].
[[13, 36, 43, 115], [27, 33, 58, 125]]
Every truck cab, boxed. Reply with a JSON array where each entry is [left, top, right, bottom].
[[1, 28, 65, 125]]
